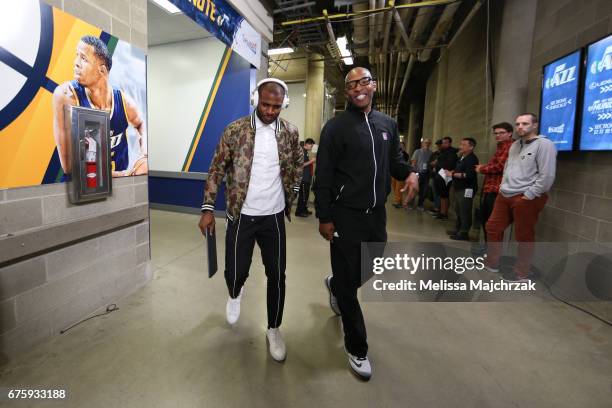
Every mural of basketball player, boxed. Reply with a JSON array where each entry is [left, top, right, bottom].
[[53, 35, 147, 178]]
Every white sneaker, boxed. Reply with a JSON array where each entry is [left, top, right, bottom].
[[225, 288, 243, 325], [324, 275, 341, 316], [347, 352, 372, 380], [266, 328, 287, 362]]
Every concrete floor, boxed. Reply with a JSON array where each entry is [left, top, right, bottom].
[[0, 206, 611, 407]]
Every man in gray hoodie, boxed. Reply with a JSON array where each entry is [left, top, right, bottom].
[[484, 113, 557, 282]]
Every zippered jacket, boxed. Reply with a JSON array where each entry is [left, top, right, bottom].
[[201, 111, 303, 220], [314, 105, 414, 223]]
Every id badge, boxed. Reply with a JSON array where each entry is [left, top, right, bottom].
[[464, 188, 474, 198]]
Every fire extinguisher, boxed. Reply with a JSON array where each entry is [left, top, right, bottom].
[[84, 135, 98, 188]]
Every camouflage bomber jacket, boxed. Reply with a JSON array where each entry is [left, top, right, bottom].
[[201, 111, 303, 220]]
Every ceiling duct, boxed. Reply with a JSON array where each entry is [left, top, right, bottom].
[[393, 5, 432, 116], [368, 0, 376, 64], [352, 2, 370, 57], [418, 2, 461, 62], [392, 0, 417, 57]]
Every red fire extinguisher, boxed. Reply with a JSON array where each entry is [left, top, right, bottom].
[[84, 135, 97, 188]]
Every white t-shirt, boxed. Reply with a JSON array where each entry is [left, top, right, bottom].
[[241, 115, 285, 216]]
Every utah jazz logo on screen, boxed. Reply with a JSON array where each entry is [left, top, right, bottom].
[[545, 63, 577, 89], [591, 45, 612, 74]]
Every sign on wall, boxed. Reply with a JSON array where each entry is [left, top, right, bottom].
[[539, 51, 581, 151], [0, 0, 148, 189], [169, 0, 261, 68], [580, 34, 612, 151]]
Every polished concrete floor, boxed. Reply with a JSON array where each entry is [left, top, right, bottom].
[[0, 206, 611, 407]]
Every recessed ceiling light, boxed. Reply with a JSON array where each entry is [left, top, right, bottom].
[[336, 36, 354, 66], [268, 47, 295, 56]]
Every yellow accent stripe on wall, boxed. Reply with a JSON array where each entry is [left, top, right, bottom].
[[182, 47, 232, 171]]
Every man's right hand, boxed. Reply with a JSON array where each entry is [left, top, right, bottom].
[[198, 211, 215, 235], [319, 222, 335, 241]]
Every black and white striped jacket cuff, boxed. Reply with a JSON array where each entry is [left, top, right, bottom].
[[201, 204, 215, 213], [293, 185, 300, 193]]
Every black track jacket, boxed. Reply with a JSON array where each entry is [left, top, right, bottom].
[[314, 105, 414, 223]]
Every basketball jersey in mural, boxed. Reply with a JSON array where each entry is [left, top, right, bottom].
[[70, 80, 130, 172]]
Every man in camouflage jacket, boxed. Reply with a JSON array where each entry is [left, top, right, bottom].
[[198, 79, 302, 363], [199, 110, 303, 221]]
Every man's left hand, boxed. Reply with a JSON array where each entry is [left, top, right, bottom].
[[401, 172, 419, 205]]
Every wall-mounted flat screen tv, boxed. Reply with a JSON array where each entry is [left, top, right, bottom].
[[540, 50, 581, 151], [579, 34, 612, 151]]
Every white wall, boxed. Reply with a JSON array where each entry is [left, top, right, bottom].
[[282, 81, 306, 140], [147, 37, 226, 172]]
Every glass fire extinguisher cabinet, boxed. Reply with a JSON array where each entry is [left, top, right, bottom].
[[67, 106, 112, 203]]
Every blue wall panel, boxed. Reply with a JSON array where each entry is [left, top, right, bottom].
[[188, 51, 251, 172], [149, 177, 226, 210]]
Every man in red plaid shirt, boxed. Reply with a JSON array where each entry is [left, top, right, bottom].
[[475, 122, 513, 242]]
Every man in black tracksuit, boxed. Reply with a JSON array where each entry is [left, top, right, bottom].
[[314, 67, 418, 380]]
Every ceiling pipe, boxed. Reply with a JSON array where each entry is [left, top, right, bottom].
[[280, 0, 458, 26], [391, 0, 411, 92], [384, 52, 392, 111], [392, 0, 417, 53], [323, 9, 337, 46], [352, 2, 370, 57], [376, 0, 386, 109], [391, 5, 431, 115], [377, 0, 386, 39], [381, 0, 395, 110], [387, 51, 395, 102], [418, 2, 461, 62], [392, 7, 420, 62], [404, 4, 433, 60], [323, 9, 343, 69], [394, 56, 415, 118], [391, 49, 402, 100], [387, 0, 413, 102], [448, 0, 483, 49], [273, 1, 316, 14], [368, 0, 376, 64], [272, 45, 447, 63]]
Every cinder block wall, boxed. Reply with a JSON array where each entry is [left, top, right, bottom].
[[0, 177, 150, 361], [525, 0, 612, 245], [421, 5, 500, 159], [0, 0, 149, 362], [422, 0, 612, 248], [44, 0, 147, 50]]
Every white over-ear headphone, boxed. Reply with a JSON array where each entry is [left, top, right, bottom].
[[250, 78, 290, 109]]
